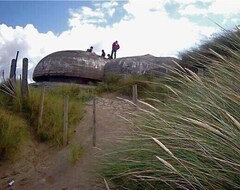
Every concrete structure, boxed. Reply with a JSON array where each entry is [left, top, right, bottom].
[[33, 50, 108, 84], [104, 54, 179, 77], [33, 51, 179, 84]]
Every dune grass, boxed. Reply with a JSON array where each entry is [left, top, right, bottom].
[[69, 143, 84, 165], [0, 108, 28, 160], [100, 29, 240, 189], [0, 83, 87, 158], [25, 86, 85, 145], [95, 74, 167, 101]]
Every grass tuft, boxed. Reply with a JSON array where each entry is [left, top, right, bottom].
[[69, 143, 84, 165]]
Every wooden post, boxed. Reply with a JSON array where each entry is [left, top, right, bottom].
[[198, 68, 204, 77], [63, 96, 69, 146], [132, 84, 138, 105], [10, 59, 16, 81], [15, 51, 19, 63], [14, 51, 19, 81], [2, 70, 5, 82], [38, 86, 45, 129], [21, 58, 29, 98], [92, 96, 96, 147], [9, 51, 19, 81]]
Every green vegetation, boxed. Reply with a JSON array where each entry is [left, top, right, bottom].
[[95, 74, 170, 102], [69, 143, 84, 165], [100, 29, 240, 189], [0, 83, 88, 159], [0, 108, 28, 160]]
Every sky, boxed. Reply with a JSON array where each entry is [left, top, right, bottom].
[[0, 0, 240, 82]]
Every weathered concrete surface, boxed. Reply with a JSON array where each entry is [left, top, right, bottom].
[[33, 50, 108, 84], [33, 52, 180, 84], [104, 54, 180, 77]]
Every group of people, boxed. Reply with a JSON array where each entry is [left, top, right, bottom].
[[86, 40, 120, 59]]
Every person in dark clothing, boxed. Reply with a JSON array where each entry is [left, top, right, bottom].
[[101, 49, 106, 58], [111, 41, 120, 59], [87, 46, 93, 52], [107, 54, 111, 59]]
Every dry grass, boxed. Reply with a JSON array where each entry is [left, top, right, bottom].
[[100, 29, 240, 189]]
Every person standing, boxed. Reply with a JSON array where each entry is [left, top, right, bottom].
[[101, 49, 106, 58], [111, 41, 120, 59]]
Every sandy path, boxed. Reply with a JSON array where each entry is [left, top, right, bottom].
[[0, 95, 134, 190]]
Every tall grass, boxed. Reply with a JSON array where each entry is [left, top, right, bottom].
[[69, 143, 84, 165], [23, 85, 85, 145], [0, 108, 28, 160], [95, 74, 164, 100], [100, 29, 240, 189], [0, 83, 86, 158]]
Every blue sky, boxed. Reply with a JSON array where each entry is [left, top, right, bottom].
[[0, 0, 239, 81], [0, 1, 92, 34]]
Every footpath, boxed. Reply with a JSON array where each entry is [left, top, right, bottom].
[[0, 94, 134, 190]]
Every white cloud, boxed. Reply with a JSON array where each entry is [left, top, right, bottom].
[[1, 0, 238, 82], [65, 0, 218, 57], [123, 0, 167, 17], [208, 0, 240, 15], [98, 1, 118, 17], [69, 0, 119, 27], [82, 7, 104, 18], [69, 7, 106, 26], [179, 0, 240, 16], [0, 24, 58, 82], [169, 0, 205, 4], [179, 4, 208, 16]]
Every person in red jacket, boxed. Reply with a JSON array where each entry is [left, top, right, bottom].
[[111, 41, 120, 59]]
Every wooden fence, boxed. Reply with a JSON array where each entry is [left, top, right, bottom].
[[6, 53, 139, 147]]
